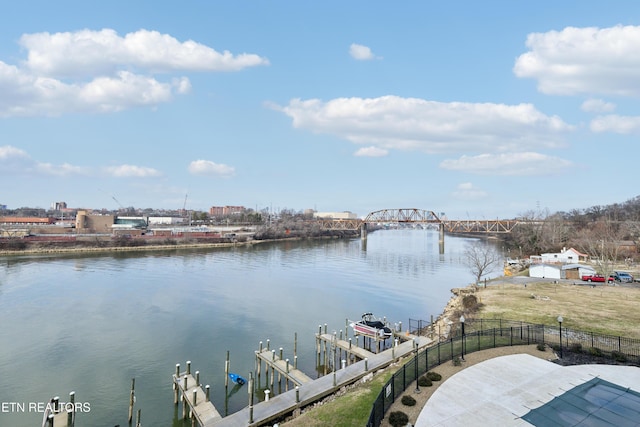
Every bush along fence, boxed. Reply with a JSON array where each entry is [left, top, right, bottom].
[[367, 318, 640, 427]]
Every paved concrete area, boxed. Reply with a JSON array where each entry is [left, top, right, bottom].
[[415, 354, 640, 427]]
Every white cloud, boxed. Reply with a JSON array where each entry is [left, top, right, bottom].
[[0, 145, 29, 160], [36, 162, 91, 176], [104, 164, 162, 178], [188, 160, 235, 177], [440, 152, 573, 176], [354, 146, 388, 157], [0, 145, 32, 173], [452, 182, 488, 200], [0, 145, 92, 176], [0, 29, 267, 117], [590, 114, 640, 134], [279, 96, 572, 154], [349, 43, 380, 61], [581, 98, 616, 113], [514, 25, 640, 96], [0, 67, 178, 117], [20, 28, 270, 77]]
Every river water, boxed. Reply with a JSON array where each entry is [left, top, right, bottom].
[[0, 229, 494, 426]]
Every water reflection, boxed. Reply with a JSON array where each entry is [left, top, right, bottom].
[[0, 230, 490, 426]]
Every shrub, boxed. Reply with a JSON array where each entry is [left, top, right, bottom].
[[401, 395, 416, 406], [536, 343, 546, 351], [569, 343, 583, 353], [389, 411, 409, 427], [550, 344, 561, 352], [588, 347, 603, 357], [462, 294, 479, 311], [426, 371, 442, 381], [452, 356, 462, 366], [611, 351, 628, 363], [418, 375, 432, 387]]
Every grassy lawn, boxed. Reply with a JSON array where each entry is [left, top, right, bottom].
[[476, 280, 640, 339], [281, 368, 395, 426]]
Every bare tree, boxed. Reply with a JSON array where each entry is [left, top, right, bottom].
[[463, 241, 502, 284], [574, 219, 625, 277]]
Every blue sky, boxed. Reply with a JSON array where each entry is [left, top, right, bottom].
[[1, 1, 639, 219]]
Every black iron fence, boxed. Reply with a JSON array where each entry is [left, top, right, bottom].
[[367, 319, 640, 427]]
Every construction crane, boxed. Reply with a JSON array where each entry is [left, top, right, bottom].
[[112, 195, 124, 209], [182, 194, 190, 225]]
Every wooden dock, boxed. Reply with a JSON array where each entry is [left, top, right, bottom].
[[203, 334, 432, 427], [42, 393, 75, 427], [255, 348, 313, 387], [173, 362, 222, 425], [317, 332, 376, 361]]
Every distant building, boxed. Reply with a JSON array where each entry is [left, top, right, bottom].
[[51, 202, 67, 210], [76, 211, 115, 232], [529, 247, 590, 279], [530, 247, 588, 264], [148, 216, 185, 225], [313, 211, 358, 220], [209, 206, 245, 216], [0, 216, 56, 225]]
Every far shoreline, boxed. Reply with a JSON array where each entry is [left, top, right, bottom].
[[0, 235, 354, 257]]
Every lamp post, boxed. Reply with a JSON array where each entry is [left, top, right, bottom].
[[557, 315, 563, 358], [460, 315, 465, 361], [413, 338, 420, 393]]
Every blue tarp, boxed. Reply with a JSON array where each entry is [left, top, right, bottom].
[[522, 377, 640, 426]]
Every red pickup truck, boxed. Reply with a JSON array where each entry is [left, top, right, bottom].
[[581, 274, 610, 283]]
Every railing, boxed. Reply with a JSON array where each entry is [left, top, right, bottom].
[[366, 319, 640, 427]]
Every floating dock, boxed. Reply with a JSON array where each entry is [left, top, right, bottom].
[[173, 362, 222, 425], [255, 346, 313, 389], [41, 393, 75, 427], [208, 335, 431, 426]]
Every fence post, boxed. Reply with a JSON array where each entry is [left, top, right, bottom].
[[424, 347, 428, 373]]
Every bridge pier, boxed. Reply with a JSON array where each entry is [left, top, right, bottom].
[[439, 223, 445, 254], [360, 222, 367, 240]]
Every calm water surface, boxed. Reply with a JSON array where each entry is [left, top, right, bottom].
[[0, 229, 492, 426]]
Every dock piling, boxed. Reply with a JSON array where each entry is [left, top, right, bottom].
[[68, 391, 75, 427], [128, 378, 135, 423], [174, 364, 180, 404], [248, 373, 254, 424], [225, 351, 230, 388], [182, 376, 188, 419]]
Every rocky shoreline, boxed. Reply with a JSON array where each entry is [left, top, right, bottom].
[[428, 284, 478, 341]]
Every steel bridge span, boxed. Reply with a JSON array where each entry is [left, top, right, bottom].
[[316, 208, 521, 234]]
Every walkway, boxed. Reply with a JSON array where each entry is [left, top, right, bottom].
[[209, 335, 432, 426]]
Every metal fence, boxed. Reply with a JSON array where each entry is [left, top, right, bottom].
[[366, 319, 640, 427]]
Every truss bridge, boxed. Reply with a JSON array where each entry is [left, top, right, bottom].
[[317, 208, 520, 234]]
